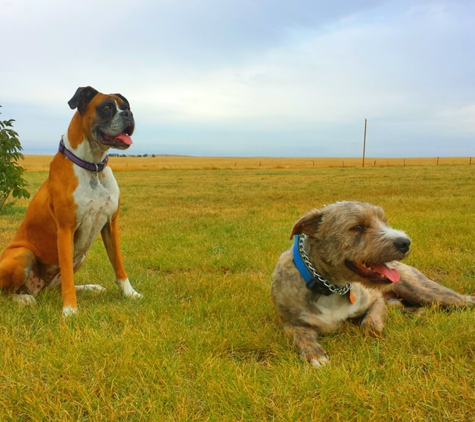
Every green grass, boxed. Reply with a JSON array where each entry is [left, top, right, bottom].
[[1, 164, 475, 420]]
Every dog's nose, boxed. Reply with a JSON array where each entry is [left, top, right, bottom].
[[394, 237, 411, 253]]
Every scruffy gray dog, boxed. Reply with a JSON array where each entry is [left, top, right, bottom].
[[271, 201, 475, 367]]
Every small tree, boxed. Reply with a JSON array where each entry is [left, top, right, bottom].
[[0, 105, 30, 209]]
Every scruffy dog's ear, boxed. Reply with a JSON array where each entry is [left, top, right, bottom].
[[68, 86, 99, 115], [290, 209, 324, 239]]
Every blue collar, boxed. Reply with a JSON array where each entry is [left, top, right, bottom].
[[292, 234, 351, 296], [292, 234, 316, 285]]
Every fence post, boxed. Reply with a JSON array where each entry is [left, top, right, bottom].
[[362, 118, 367, 167]]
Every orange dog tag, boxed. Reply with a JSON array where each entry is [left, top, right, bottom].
[[349, 291, 355, 304]]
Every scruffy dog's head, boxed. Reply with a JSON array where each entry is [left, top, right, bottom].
[[290, 201, 411, 289]]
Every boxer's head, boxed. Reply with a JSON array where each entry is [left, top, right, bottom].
[[68, 86, 134, 150]]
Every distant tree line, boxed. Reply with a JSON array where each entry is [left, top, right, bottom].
[[108, 153, 156, 158]]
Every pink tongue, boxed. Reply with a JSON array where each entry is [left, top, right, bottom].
[[116, 133, 133, 145], [372, 264, 400, 283]]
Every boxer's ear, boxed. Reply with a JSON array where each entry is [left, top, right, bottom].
[[113, 93, 130, 108], [68, 86, 99, 115]]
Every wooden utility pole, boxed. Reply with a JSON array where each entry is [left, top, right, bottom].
[[362, 118, 367, 167]]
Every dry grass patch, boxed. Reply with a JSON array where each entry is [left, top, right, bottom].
[[21, 154, 474, 172]]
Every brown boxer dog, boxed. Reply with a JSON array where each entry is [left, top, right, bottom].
[[0, 86, 141, 315]]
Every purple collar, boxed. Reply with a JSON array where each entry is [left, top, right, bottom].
[[59, 139, 109, 172]]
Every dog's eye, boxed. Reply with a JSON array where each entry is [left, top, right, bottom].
[[351, 225, 366, 232], [103, 105, 111, 112]]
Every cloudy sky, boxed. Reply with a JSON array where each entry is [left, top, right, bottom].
[[1, 0, 474, 157]]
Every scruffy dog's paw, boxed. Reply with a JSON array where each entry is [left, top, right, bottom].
[[289, 325, 330, 368], [386, 298, 404, 308], [301, 344, 330, 368], [361, 315, 384, 338]]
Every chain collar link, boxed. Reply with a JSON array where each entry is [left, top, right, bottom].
[[298, 234, 351, 295]]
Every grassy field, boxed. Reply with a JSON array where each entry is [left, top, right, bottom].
[[0, 157, 474, 421]]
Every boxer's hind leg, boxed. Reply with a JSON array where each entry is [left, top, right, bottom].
[[0, 247, 40, 305], [44, 256, 106, 294], [389, 262, 475, 307]]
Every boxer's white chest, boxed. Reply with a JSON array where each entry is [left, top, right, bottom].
[[72, 166, 120, 260]]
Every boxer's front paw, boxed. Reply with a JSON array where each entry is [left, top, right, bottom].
[[126, 289, 143, 299], [115, 278, 143, 299], [62, 306, 78, 317]]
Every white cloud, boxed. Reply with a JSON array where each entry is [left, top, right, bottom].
[[1, 0, 475, 156]]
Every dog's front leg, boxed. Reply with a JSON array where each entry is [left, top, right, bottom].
[[360, 295, 387, 337], [285, 323, 330, 368], [101, 216, 142, 299], [57, 227, 77, 316]]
